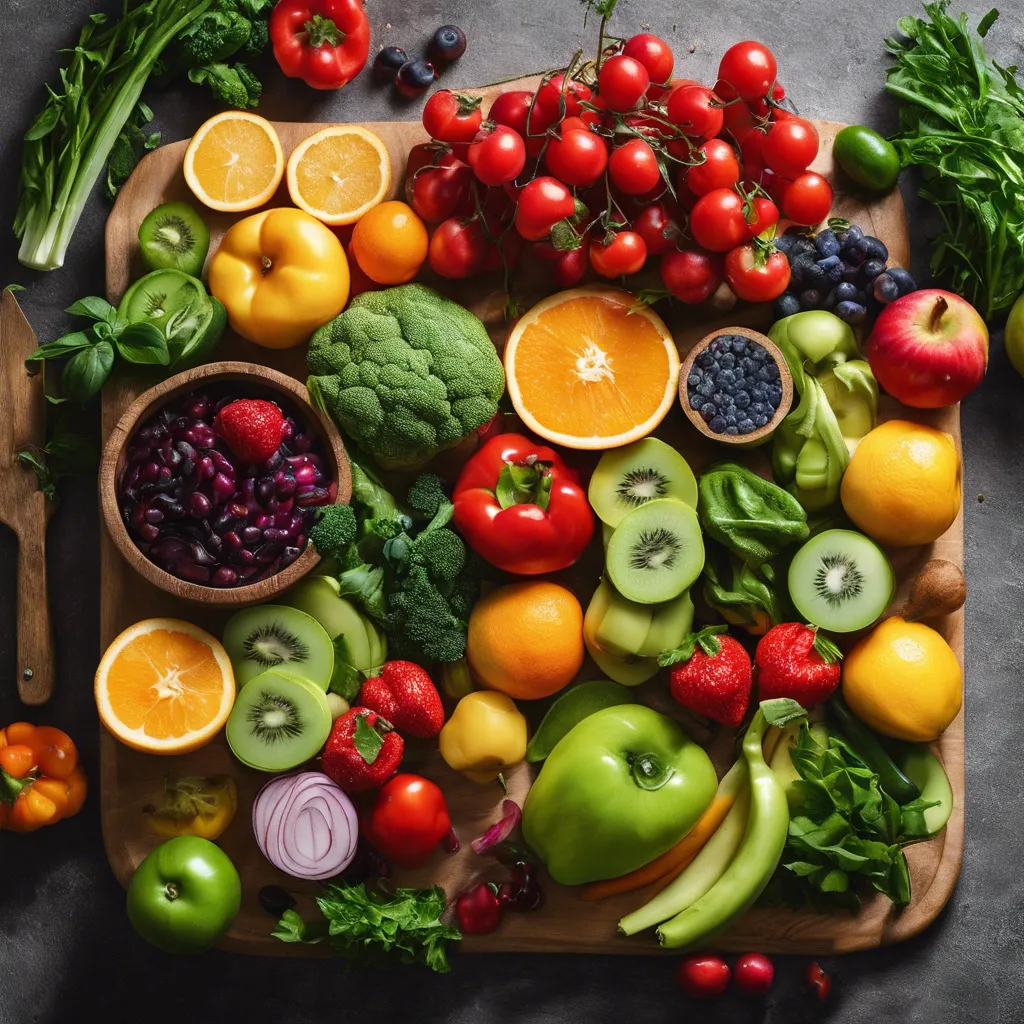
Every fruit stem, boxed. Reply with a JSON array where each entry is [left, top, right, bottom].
[[929, 295, 948, 333], [304, 14, 344, 48]]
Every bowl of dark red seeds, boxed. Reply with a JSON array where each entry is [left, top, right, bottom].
[[100, 362, 351, 605], [679, 327, 793, 446]]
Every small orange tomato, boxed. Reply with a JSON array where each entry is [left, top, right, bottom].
[[351, 201, 429, 285]]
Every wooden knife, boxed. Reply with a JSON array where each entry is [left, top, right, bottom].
[[0, 290, 55, 704]]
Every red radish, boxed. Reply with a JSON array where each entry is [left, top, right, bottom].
[[676, 954, 730, 999], [734, 952, 775, 995], [805, 961, 831, 1001]]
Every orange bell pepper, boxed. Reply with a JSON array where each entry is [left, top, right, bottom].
[[0, 723, 86, 832]]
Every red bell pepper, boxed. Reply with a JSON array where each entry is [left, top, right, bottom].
[[269, 0, 370, 91], [452, 434, 594, 575]]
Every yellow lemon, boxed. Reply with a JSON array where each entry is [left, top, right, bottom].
[[840, 419, 961, 547], [842, 616, 961, 741]]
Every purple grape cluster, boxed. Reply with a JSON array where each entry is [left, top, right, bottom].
[[119, 388, 337, 588]]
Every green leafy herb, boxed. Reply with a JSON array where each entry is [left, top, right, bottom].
[[352, 713, 383, 764], [16, 407, 98, 500], [105, 101, 161, 201], [885, 2, 1024, 319], [273, 882, 461, 973]]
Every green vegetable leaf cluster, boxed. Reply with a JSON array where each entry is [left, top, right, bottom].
[[16, 408, 98, 501], [273, 882, 461, 973], [885, 2, 1024, 319], [105, 101, 161, 201]]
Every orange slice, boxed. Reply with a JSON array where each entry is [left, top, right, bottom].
[[183, 111, 284, 213], [95, 619, 235, 755], [504, 287, 681, 449], [286, 125, 392, 226]]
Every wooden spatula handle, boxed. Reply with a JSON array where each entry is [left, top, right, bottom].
[[15, 519, 53, 705]]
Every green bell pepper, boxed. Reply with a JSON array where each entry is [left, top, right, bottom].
[[521, 705, 717, 886]]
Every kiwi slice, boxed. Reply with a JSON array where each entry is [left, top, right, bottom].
[[589, 438, 698, 528], [223, 605, 335, 690], [138, 201, 210, 277], [606, 498, 705, 604], [788, 529, 895, 632], [226, 670, 333, 772]]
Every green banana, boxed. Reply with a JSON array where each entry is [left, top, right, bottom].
[[637, 591, 695, 659]]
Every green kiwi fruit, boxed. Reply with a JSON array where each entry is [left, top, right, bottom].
[[788, 528, 895, 632], [589, 438, 698, 527], [226, 670, 333, 772], [223, 605, 335, 690], [138, 201, 211, 277], [605, 498, 704, 605]]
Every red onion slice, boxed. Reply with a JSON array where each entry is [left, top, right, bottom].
[[470, 799, 522, 854]]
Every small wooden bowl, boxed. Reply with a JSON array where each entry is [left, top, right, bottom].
[[100, 361, 351, 606], [679, 326, 794, 446]]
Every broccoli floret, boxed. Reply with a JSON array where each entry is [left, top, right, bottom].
[[187, 63, 263, 109], [407, 474, 448, 519], [309, 504, 358, 561], [105, 104, 160, 200], [177, 10, 252, 65], [244, 17, 269, 56], [387, 566, 469, 662], [410, 529, 466, 583]]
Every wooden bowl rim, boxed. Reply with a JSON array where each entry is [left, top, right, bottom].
[[99, 361, 351, 606], [678, 327, 794, 445]]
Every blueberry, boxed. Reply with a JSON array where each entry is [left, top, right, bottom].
[[697, 351, 714, 369], [774, 293, 801, 320], [698, 378, 715, 397], [757, 366, 774, 382], [725, 411, 738, 426], [731, 337, 746, 354], [701, 403, 717, 422], [395, 59, 437, 98], [860, 259, 887, 284], [840, 224, 865, 246], [873, 272, 901, 304], [709, 416, 727, 433], [835, 300, 868, 324], [735, 391, 751, 409], [862, 235, 889, 261], [887, 266, 917, 295], [688, 372, 702, 387], [815, 229, 840, 258], [719, 353, 736, 370], [717, 368, 734, 385], [841, 265, 860, 283], [373, 46, 409, 83], [844, 242, 867, 266], [689, 394, 704, 412], [790, 238, 816, 258], [775, 234, 795, 254], [710, 337, 726, 353], [788, 254, 815, 287], [826, 263, 844, 284], [725, 426, 739, 435], [712, 392, 729, 409], [428, 24, 467, 63], [804, 262, 828, 287], [751, 384, 767, 402], [750, 402, 767, 417], [738, 418, 755, 433], [817, 254, 841, 270], [835, 281, 858, 303], [738, 357, 756, 375], [767, 384, 783, 406], [800, 288, 823, 309], [753, 412, 769, 427]]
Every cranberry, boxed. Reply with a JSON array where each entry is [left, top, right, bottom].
[[677, 955, 731, 1000], [733, 952, 774, 995]]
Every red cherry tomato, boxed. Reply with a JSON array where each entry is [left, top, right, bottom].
[[685, 138, 741, 197], [515, 176, 576, 241], [428, 218, 488, 278], [421, 90, 483, 146], [579, 94, 609, 128], [717, 40, 778, 101], [720, 88, 758, 143], [676, 954, 731, 1000], [608, 138, 661, 195], [660, 249, 724, 303], [690, 187, 749, 251], [762, 117, 819, 178], [772, 81, 786, 102], [408, 156, 473, 223], [590, 230, 647, 277], [536, 72, 593, 123], [622, 33, 674, 85], [740, 129, 767, 179], [598, 54, 650, 112], [648, 75, 698, 103], [733, 952, 775, 996], [454, 883, 503, 935], [632, 203, 680, 256], [782, 170, 833, 225], [531, 240, 559, 261], [744, 195, 779, 239], [467, 125, 527, 186], [551, 245, 589, 287], [666, 85, 723, 138], [488, 90, 552, 157], [362, 774, 452, 870], [724, 241, 791, 301], [545, 128, 608, 186]]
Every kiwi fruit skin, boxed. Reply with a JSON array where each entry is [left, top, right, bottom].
[[226, 670, 332, 772], [139, 201, 210, 277], [788, 528, 895, 633], [605, 498, 705, 605], [223, 605, 335, 690], [589, 438, 699, 528]]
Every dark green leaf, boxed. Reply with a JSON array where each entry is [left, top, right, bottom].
[[116, 321, 170, 365], [26, 330, 96, 364], [15, 450, 57, 500], [352, 713, 383, 764], [65, 295, 117, 323], [62, 341, 113, 402], [24, 103, 60, 141], [4, 283, 26, 294]]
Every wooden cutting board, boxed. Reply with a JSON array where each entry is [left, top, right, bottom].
[[100, 84, 964, 956]]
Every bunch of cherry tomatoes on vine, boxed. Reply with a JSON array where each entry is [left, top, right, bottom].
[[405, 35, 833, 308]]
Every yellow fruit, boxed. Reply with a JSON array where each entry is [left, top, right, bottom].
[[504, 287, 680, 450], [183, 111, 284, 213], [842, 616, 961, 741], [286, 125, 392, 226], [468, 582, 584, 700], [840, 419, 961, 546], [95, 619, 235, 754], [351, 201, 428, 284]]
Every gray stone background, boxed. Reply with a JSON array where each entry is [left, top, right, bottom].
[[1, 1, 1021, 1021]]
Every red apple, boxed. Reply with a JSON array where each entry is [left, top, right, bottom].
[[865, 289, 988, 408]]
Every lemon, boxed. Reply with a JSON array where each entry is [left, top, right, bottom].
[[840, 419, 961, 547], [842, 616, 962, 741]]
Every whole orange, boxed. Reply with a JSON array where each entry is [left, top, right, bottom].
[[468, 582, 584, 700], [350, 200, 428, 285]]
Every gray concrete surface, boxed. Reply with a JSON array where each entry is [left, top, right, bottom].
[[1, 1, 1022, 1021]]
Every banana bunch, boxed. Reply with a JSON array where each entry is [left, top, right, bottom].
[[584, 578, 695, 686]]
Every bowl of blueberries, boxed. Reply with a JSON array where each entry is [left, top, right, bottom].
[[680, 327, 793, 446], [100, 362, 351, 605]]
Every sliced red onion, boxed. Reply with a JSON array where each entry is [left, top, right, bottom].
[[252, 772, 358, 880], [470, 799, 522, 855]]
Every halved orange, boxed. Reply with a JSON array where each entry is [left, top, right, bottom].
[[183, 111, 284, 213], [286, 125, 392, 226], [95, 619, 235, 755], [504, 287, 681, 449]]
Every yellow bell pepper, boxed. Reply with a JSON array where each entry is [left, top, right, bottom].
[[439, 691, 527, 784], [208, 207, 349, 349], [146, 774, 238, 841]]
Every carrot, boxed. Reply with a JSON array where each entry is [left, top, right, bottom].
[[581, 759, 744, 902]]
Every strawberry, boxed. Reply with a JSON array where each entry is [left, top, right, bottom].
[[358, 661, 445, 738], [213, 399, 284, 463], [755, 623, 841, 707], [321, 707, 404, 792], [659, 625, 752, 728]]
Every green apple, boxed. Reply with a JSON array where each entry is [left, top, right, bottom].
[[1005, 292, 1024, 377]]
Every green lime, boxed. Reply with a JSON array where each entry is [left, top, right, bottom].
[[1005, 291, 1024, 377], [833, 125, 901, 193], [525, 680, 635, 762]]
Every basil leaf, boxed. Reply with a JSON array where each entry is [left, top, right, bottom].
[[65, 296, 117, 324], [352, 713, 383, 765], [62, 341, 113, 402], [24, 103, 60, 141], [115, 321, 170, 365], [26, 330, 97, 364]]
